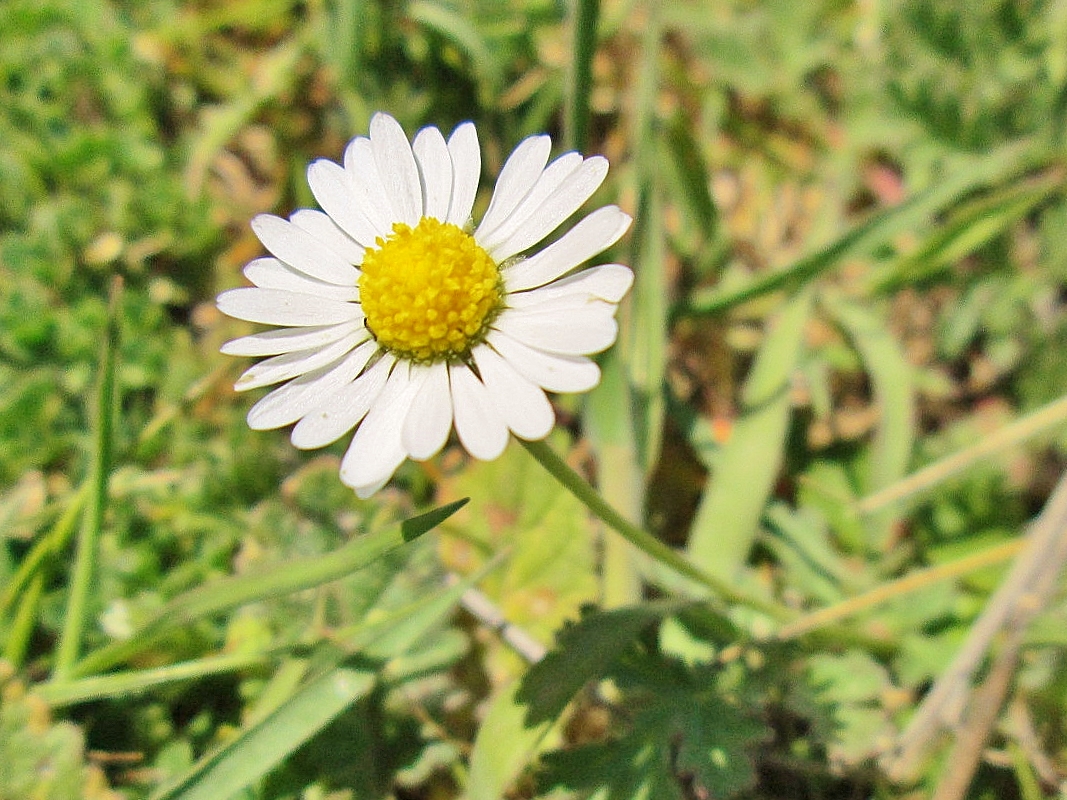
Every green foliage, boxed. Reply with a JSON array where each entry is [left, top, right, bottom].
[[6, 0, 1067, 798], [885, 0, 1067, 150], [537, 632, 769, 800], [0, 0, 216, 484], [0, 671, 120, 800]]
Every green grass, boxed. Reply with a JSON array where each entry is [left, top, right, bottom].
[[4, 0, 1067, 798]]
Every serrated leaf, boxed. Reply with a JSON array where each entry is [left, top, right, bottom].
[[540, 658, 768, 800], [543, 737, 678, 800], [517, 604, 673, 725], [803, 650, 896, 767]]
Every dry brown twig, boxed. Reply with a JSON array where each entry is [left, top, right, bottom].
[[882, 468, 1067, 792]]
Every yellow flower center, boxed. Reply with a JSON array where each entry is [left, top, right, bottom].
[[358, 218, 503, 362]]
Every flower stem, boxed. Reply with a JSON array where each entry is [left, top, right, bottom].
[[519, 438, 788, 619]]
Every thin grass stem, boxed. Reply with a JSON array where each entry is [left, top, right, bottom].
[[53, 277, 122, 679], [564, 0, 599, 152]]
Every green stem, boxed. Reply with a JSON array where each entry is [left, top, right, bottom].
[[565, 0, 599, 152], [519, 438, 788, 619], [54, 277, 122, 679]]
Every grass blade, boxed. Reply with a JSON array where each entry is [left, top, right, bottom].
[[869, 169, 1063, 293], [53, 277, 121, 680], [858, 393, 1067, 515], [678, 147, 1039, 318], [37, 653, 268, 707], [69, 498, 468, 677], [0, 482, 88, 619], [150, 666, 375, 800], [466, 678, 556, 800], [825, 296, 916, 550], [408, 1, 503, 104]]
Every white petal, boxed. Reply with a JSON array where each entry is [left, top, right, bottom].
[[243, 257, 360, 302], [472, 344, 554, 441], [488, 156, 610, 262], [217, 288, 362, 326], [340, 361, 422, 493], [234, 329, 367, 391], [290, 353, 394, 449], [413, 126, 453, 222], [342, 138, 395, 237], [446, 122, 480, 226], [370, 112, 422, 226], [503, 205, 632, 292], [476, 135, 551, 237], [449, 363, 509, 461], [507, 264, 634, 308], [505, 294, 601, 315], [486, 330, 601, 393], [246, 341, 377, 430], [251, 214, 360, 285], [290, 209, 366, 265], [304, 162, 384, 249], [476, 152, 582, 250], [402, 362, 454, 460], [222, 321, 361, 357], [495, 303, 618, 356]]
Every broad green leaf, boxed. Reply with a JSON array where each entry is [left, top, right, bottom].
[[686, 291, 813, 579], [803, 651, 895, 768], [466, 679, 557, 800], [469, 603, 730, 800]]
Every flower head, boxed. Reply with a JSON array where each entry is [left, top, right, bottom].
[[217, 112, 633, 497]]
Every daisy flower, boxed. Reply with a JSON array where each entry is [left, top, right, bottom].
[[217, 112, 633, 498]]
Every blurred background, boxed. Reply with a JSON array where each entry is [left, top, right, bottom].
[[5, 0, 1067, 798]]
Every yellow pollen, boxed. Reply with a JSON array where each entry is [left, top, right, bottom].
[[359, 218, 503, 362]]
